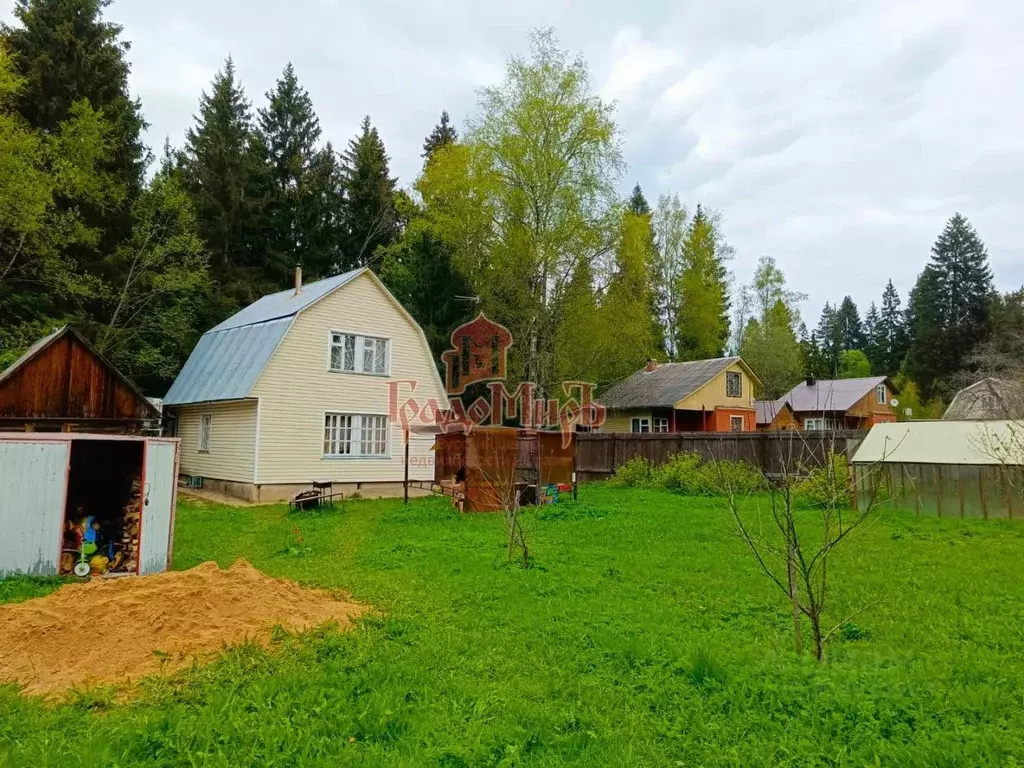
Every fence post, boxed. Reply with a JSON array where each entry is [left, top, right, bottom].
[[611, 433, 618, 475]]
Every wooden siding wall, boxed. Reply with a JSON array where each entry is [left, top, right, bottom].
[[575, 431, 864, 481], [853, 462, 1024, 519], [0, 333, 153, 427], [175, 401, 257, 483]]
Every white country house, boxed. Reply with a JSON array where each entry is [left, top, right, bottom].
[[164, 267, 448, 502]]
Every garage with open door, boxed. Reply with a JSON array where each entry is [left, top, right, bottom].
[[0, 434, 180, 578]]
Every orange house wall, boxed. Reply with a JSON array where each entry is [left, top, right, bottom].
[[706, 407, 756, 432]]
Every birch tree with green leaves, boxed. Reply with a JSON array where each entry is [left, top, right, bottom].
[[417, 29, 623, 391]]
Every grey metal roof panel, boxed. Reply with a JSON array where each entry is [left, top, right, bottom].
[[209, 268, 364, 332], [599, 357, 740, 409], [755, 398, 790, 425], [852, 419, 1024, 465], [163, 318, 291, 405], [785, 376, 888, 413]]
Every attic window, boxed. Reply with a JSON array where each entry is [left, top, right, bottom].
[[876, 384, 886, 405], [726, 371, 742, 398], [330, 332, 388, 375]]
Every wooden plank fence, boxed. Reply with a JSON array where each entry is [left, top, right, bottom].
[[575, 431, 865, 483]]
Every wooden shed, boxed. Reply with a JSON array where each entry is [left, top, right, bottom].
[[433, 427, 574, 513], [0, 326, 160, 433], [851, 420, 1024, 518]]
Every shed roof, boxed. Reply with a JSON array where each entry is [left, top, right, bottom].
[[165, 268, 364, 406], [0, 326, 159, 420], [755, 398, 792, 426], [851, 420, 1024, 466], [784, 376, 893, 413], [943, 378, 1024, 421], [599, 357, 756, 409]]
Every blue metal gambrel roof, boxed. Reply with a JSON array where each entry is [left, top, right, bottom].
[[164, 268, 364, 406]]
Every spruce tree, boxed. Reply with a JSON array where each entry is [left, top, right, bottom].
[[3, 0, 147, 197], [4, 0, 148, 290], [675, 205, 731, 359], [342, 115, 398, 270], [422, 110, 457, 160], [877, 279, 907, 375], [904, 266, 947, 398], [257, 63, 340, 282], [627, 183, 667, 353], [180, 57, 267, 304], [815, 302, 842, 376], [836, 295, 865, 353], [627, 183, 651, 215], [905, 213, 994, 398], [863, 301, 883, 374]]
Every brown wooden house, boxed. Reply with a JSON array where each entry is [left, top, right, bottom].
[[781, 376, 898, 431], [0, 326, 160, 433]]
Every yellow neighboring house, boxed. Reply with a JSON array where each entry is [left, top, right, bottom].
[[599, 357, 760, 433], [164, 268, 449, 502]]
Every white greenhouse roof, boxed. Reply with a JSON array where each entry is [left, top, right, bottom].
[[851, 420, 1024, 466]]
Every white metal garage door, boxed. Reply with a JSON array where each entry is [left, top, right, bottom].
[[139, 440, 177, 575], [0, 440, 70, 577]]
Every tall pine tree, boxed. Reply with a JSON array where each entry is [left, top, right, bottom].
[[342, 115, 398, 270]]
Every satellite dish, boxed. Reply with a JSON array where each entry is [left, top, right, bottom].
[[890, 398, 899, 408]]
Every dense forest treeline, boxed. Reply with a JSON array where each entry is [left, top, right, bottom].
[[0, 0, 1019, 415]]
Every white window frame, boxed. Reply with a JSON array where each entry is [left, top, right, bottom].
[[805, 417, 841, 432], [323, 412, 390, 458], [198, 413, 212, 453], [726, 371, 742, 398], [652, 417, 669, 433], [328, 331, 390, 376], [876, 384, 886, 405], [730, 415, 744, 432], [631, 418, 650, 434]]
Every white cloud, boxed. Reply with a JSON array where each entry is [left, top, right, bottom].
[[2, 0, 1021, 323]]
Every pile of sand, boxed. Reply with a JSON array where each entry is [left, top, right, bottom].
[[0, 560, 366, 695]]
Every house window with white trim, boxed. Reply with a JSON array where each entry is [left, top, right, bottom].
[[876, 384, 886, 405], [324, 413, 389, 457], [730, 415, 744, 432], [329, 333, 388, 375], [804, 418, 840, 432], [631, 418, 650, 434], [198, 413, 212, 453], [653, 417, 670, 433]]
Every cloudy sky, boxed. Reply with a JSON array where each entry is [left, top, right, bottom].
[[4, 0, 1021, 324]]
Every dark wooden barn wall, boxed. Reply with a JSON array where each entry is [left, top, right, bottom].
[[0, 334, 152, 422]]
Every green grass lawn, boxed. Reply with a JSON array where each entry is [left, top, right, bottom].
[[2, 485, 1024, 767]]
